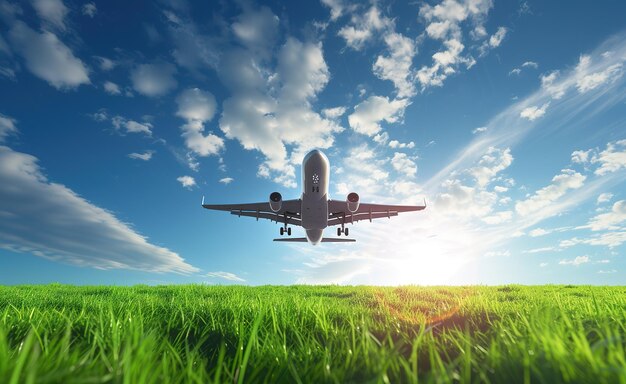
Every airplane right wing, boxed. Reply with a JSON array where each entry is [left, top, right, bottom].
[[326, 199, 426, 226]]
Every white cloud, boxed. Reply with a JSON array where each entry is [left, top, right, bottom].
[[388, 140, 415, 149], [128, 151, 154, 161], [586, 200, 626, 231], [219, 36, 340, 187], [130, 62, 177, 97], [103, 81, 121, 95], [338, 6, 392, 50], [540, 262, 548, 267], [0, 114, 17, 142], [111, 116, 152, 135], [321, 0, 347, 21], [321, 106, 346, 119], [522, 61, 538, 69], [597, 193, 613, 204], [472, 126, 487, 134], [373, 32, 417, 97], [0, 145, 197, 273], [520, 103, 549, 121], [529, 228, 550, 237], [232, 6, 279, 60], [32, 0, 68, 31], [219, 177, 234, 185], [559, 255, 590, 266], [176, 88, 224, 157], [488, 27, 507, 48], [348, 96, 409, 136], [177, 175, 196, 189], [591, 139, 626, 175], [571, 149, 592, 164], [94, 56, 115, 71], [575, 55, 623, 93], [515, 169, 586, 216], [81, 2, 97, 17], [509, 68, 521, 76], [597, 269, 617, 274], [8, 21, 90, 89], [206, 271, 245, 282], [469, 147, 513, 188], [391, 152, 417, 177]]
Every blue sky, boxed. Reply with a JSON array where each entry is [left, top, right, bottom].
[[1, 0, 625, 285]]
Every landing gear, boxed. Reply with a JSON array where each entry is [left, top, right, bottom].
[[280, 227, 284, 236], [280, 226, 292, 236], [337, 226, 349, 236]]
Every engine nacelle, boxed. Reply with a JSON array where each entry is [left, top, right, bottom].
[[346, 192, 360, 213], [269, 192, 282, 212]]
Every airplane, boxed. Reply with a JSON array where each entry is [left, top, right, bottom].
[[202, 149, 426, 245]]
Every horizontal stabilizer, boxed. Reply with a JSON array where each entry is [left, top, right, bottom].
[[273, 237, 356, 243], [321, 238, 356, 242], [273, 237, 308, 242]]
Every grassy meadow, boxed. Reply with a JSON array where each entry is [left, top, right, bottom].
[[0, 285, 625, 383]]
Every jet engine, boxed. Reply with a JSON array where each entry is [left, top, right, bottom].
[[347, 192, 360, 213], [269, 192, 282, 212]]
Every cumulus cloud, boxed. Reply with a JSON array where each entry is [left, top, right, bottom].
[[232, 6, 279, 60], [575, 55, 623, 93], [338, 6, 392, 50], [8, 21, 90, 89], [373, 32, 417, 97], [206, 271, 245, 282], [219, 177, 233, 185], [176, 175, 196, 189], [176, 88, 224, 157], [94, 56, 115, 71], [0, 145, 197, 273], [597, 193, 613, 204], [81, 2, 97, 17], [479, 26, 507, 55], [391, 152, 417, 177], [128, 151, 154, 161], [591, 139, 626, 175], [469, 147, 513, 187], [388, 140, 415, 149], [111, 116, 152, 135], [586, 200, 626, 231], [130, 62, 177, 97], [321, 0, 348, 21], [321, 106, 347, 119], [32, 0, 68, 31], [520, 103, 549, 121], [348, 96, 409, 136], [103, 81, 121, 95], [0, 114, 17, 142], [219, 35, 340, 187], [515, 169, 586, 216]]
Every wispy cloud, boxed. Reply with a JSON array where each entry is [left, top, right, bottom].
[[206, 271, 246, 282]]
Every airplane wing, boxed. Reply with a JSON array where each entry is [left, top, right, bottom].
[[326, 199, 426, 226], [202, 199, 303, 226]]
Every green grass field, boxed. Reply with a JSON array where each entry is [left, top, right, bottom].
[[0, 285, 625, 383]]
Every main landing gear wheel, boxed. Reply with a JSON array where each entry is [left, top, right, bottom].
[[345, 228, 349, 236], [337, 227, 341, 236], [287, 227, 291, 236], [280, 227, 284, 236]]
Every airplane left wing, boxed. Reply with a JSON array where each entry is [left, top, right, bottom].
[[202, 199, 303, 226], [327, 199, 425, 226]]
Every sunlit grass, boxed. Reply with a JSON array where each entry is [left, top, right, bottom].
[[0, 285, 625, 383]]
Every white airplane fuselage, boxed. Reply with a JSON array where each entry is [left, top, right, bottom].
[[300, 150, 330, 244]]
